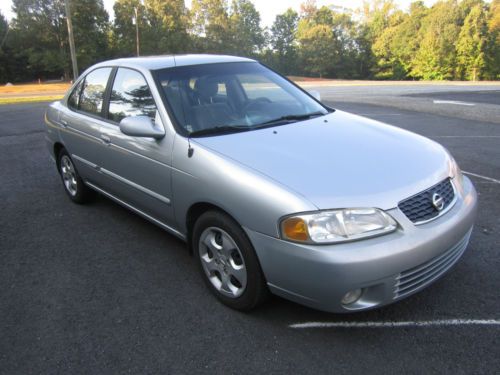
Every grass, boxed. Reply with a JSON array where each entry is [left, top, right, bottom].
[[0, 82, 69, 105], [0, 82, 70, 94], [0, 95, 64, 105]]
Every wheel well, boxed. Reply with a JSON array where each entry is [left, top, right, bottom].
[[54, 142, 65, 169], [186, 202, 232, 254]]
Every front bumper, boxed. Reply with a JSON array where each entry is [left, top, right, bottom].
[[245, 176, 477, 313]]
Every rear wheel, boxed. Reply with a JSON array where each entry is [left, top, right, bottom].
[[193, 211, 268, 310], [58, 149, 93, 204]]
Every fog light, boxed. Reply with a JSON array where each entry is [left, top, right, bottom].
[[341, 289, 363, 305]]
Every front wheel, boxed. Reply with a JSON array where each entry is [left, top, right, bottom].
[[193, 211, 268, 310]]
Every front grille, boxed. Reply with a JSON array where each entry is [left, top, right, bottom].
[[394, 229, 472, 299], [398, 178, 455, 224]]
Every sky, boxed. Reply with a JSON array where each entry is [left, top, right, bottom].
[[0, 0, 438, 27]]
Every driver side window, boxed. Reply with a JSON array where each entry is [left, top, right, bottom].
[[108, 68, 157, 123]]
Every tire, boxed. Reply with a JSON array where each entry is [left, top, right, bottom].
[[57, 148, 93, 204], [193, 210, 269, 311]]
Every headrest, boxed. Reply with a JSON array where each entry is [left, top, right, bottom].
[[194, 77, 219, 100]]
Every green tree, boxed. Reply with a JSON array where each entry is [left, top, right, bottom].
[[10, 0, 110, 80], [490, 0, 500, 31], [359, 0, 397, 78], [330, 12, 362, 78], [112, 0, 147, 56], [0, 11, 7, 49], [190, 0, 231, 53], [11, 0, 69, 79], [371, 2, 428, 79], [0, 11, 9, 82], [411, 1, 460, 80], [297, 23, 334, 78], [456, 4, 488, 80], [296, 5, 336, 78], [371, 12, 405, 79], [71, 0, 110, 70], [270, 8, 299, 74], [144, 0, 190, 53], [485, 0, 500, 78], [392, 2, 427, 77], [228, 0, 264, 57], [296, 5, 363, 78]]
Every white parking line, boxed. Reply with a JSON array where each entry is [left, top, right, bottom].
[[433, 100, 476, 106], [290, 319, 500, 329], [463, 171, 500, 184]]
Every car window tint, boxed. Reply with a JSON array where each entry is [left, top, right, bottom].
[[108, 68, 157, 123], [79, 68, 112, 116], [67, 79, 84, 110]]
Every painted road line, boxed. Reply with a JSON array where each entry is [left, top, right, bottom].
[[289, 319, 500, 329], [463, 171, 500, 184], [433, 100, 475, 106]]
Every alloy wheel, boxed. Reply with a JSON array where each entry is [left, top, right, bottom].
[[198, 227, 248, 298]]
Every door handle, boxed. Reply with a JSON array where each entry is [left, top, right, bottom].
[[60, 119, 68, 128], [100, 134, 111, 144]]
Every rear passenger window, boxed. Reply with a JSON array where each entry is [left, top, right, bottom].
[[108, 68, 157, 123], [78, 68, 112, 116]]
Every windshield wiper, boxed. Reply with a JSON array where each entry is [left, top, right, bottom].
[[189, 111, 327, 137], [255, 111, 326, 128], [189, 125, 252, 137]]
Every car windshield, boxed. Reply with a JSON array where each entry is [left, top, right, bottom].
[[154, 62, 329, 136]]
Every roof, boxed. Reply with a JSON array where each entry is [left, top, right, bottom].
[[94, 54, 256, 71]]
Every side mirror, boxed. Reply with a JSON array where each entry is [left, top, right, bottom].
[[119, 116, 165, 139], [309, 90, 321, 101]]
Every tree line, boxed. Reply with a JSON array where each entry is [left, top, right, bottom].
[[0, 0, 499, 83]]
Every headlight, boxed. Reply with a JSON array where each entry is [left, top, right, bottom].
[[280, 208, 397, 244], [449, 155, 464, 187]]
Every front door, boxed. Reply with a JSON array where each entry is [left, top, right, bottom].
[[94, 67, 175, 226]]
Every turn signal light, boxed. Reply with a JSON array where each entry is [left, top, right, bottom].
[[282, 217, 309, 242]]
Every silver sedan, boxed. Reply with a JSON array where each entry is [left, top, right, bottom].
[[45, 55, 477, 313]]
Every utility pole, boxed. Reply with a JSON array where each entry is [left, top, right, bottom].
[[134, 7, 140, 57], [64, 0, 78, 81]]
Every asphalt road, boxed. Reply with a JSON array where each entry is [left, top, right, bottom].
[[309, 83, 500, 125], [1, 91, 499, 374]]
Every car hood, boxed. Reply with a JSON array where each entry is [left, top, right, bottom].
[[193, 110, 452, 210]]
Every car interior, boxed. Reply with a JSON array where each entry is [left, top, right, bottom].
[[161, 72, 309, 133]]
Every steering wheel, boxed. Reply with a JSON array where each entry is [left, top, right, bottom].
[[244, 97, 272, 112]]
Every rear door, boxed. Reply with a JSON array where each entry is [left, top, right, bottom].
[[95, 67, 175, 225], [59, 67, 113, 185]]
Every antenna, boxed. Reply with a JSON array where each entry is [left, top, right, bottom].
[[188, 137, 194, 158]]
